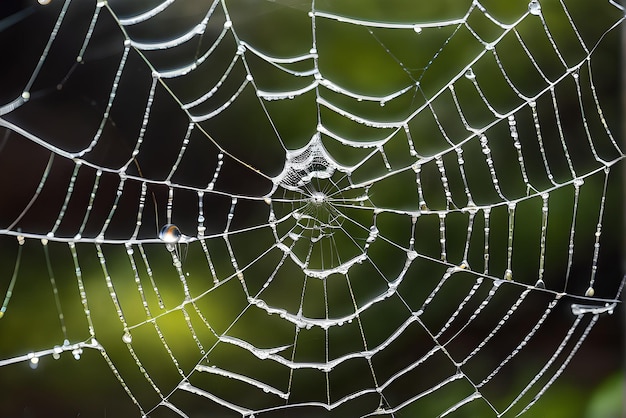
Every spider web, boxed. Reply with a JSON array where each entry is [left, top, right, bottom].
[[0, 0, 624, 416]]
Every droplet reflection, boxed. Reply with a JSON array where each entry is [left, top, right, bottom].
[[159, 224, 181, 244]]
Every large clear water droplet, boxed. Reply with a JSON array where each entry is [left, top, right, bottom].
[[528, 0, 541, 15], [584, 287, 595, 297], [122, 331, 133, 344], [159, 224, 181, 244], [464, 68, 475, 80]]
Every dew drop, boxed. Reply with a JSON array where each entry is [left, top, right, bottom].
[[464, 68, 475, 80], [0, 311, 4, 319], [504, 269, 513, 281], [96, 0, 107, 7], [122, 331, 133, 344], [21, 91, 30, 101], [534, 279, 545, 289], [53, 345, 62, 360], [584, 287, 595, 297], [28, 353, 39, 369], [528, 0, 541, 15], [159, 224, 181, 243], [38, 0, 52, 5]]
